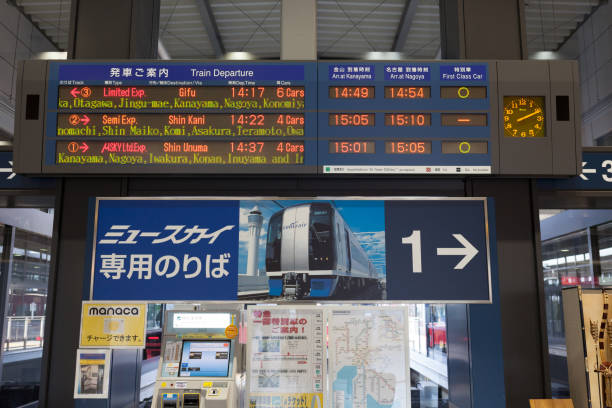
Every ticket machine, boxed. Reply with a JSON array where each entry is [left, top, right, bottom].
[[152, 310, 239, 408]]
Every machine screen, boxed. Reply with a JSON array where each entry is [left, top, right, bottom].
[[179, 340, 231, 377]]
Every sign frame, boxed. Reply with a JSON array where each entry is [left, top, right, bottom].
[[89, 196, 494, 304], [73, 348, 111, 399]]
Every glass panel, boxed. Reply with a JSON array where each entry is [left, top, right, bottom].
[[540, 211, 612, 398], [265, 211, 282, 272], [541, 228, 590, 398], [597, 222, 612, 284], [3, 224, 52, 352], [0, 205, 55, 408], [408, 304, 448, 407], [309, 204, 334, 270]]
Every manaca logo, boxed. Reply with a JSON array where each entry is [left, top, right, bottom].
[[88, 306, 140, 316]]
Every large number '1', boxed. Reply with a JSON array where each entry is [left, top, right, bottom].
[[402, 230, 422, 273]]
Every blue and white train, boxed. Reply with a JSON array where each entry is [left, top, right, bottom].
[[265, 202, 380, 299]]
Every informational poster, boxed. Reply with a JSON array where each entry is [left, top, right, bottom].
[[80, 302, 146, 347], [247, 307, 324, 408], [327, 308, 410, 408], [73, 349, 110, 399], [91, 197, 493, 303]]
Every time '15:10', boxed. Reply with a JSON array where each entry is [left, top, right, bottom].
[[385, 113, 431, 126]]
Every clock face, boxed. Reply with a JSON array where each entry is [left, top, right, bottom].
[[503, 96, 545, 138]]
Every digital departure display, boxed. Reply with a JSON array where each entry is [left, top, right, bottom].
[[385, 141, 432, 154], [32, 61, 497, 175], [328, 113, 375, 126], [384, 86, 431, 99], [56, 140, 305, 165], [57, 86, 305, 110], [440, 113, 488, 126], [47, 63, 313, 173], [384, 113, 431, 127], [56, 113, 305, 137], [329, 141, 375, 154], [440, 86, 487, 99], [441, 141, 488, 154], [328, 86, 375, 99]]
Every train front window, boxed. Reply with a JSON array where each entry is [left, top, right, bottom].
[[309, 205, 334, 270], [266, 212, 283, 271]]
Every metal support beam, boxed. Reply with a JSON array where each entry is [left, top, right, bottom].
[[195, 0, 225, 57], [440, 0, 527, 59], [392, 0, 418, 51], [0, 225, 16, 386], [281, 0, 317, 60]]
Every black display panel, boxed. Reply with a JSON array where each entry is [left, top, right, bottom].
[[56, 140, 305, 165], [328, 141, 375, 154], [57, 86, 305, 110], [13, 60, 581, 176], [328, 113, 375, 126], [384, 113, 431, 127], [56, 113, 305, 137], [384, 86, 431, 99], [385, 141, 432, 154], [41, 62, 316, 174]]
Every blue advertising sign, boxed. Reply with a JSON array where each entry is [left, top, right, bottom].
[[91, 199, 239, 300], [385, 199, 492, 302], [90, 197, 493, 303], [0, 152, 56, 189], [538, 151, 612, 190]]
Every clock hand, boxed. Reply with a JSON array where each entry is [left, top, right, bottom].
[[516, 109, 541, 122]]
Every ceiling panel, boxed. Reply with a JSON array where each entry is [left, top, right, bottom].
[[13, 0, 601, 60]]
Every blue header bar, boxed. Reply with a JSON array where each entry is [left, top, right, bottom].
[[440, 64, 487, 81], [328, 64, 375, 80], [384, 64, 431, 81], [58, 63, 305, 82]]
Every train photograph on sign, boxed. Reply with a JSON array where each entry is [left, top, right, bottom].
[[237, 200, 386, 300]]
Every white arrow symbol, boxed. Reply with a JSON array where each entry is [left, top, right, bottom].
[[436, 234, 479, 269], [0, 161, 15, 180], [580, 161, 596, 180]]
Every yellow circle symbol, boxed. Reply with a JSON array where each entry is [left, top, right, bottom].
[[459, 142, 471, 153], [458, 87, 470, 99], [224, 324, 238, 339]]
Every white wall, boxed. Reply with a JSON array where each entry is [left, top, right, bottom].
[[558, 2, 612, 146], [0, 1, 58, 137]]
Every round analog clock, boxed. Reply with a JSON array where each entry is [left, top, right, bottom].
[[503, 96, 545, 138]]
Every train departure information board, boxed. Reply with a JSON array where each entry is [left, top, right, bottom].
[[35, 62, 315, 174], [14, 60, 580, 176]]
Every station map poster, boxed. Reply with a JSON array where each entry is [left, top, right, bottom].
[[246, 307, 324, 408], [89, 197, 493, 303], [327, 308, 410, 408]]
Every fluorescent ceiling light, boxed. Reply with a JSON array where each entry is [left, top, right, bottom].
[[224, 52, 256, 60]]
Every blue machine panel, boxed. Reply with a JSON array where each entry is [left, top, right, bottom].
[[319, 62, 493, 175]]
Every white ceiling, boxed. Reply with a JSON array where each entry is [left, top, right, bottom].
[[14, 0, 602, 59]]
